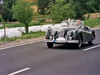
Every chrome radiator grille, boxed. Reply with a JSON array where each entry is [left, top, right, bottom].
[[59, 30, 64, 37]]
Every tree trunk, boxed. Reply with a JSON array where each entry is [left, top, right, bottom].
[[4, 24, 6, 40], [25, 23, 29, 33]]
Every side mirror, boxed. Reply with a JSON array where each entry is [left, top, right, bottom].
[[84, 26, 89, 31], [78, 26, 81, 29], [86, 27, 88, 30]]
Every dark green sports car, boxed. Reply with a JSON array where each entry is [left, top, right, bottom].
[[44, 19, 95, 48]]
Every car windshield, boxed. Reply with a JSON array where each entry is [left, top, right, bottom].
[[62, 19, 84, 27]]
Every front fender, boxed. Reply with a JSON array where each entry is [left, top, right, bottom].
[[74, 29, 83, 41]]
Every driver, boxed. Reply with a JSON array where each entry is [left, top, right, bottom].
[[77, 20, 84, 28], [77, 20, 81, 26]]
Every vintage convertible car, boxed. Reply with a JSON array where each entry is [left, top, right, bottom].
[[44, 19, 95, 48]]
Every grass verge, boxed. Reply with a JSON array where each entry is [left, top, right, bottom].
[[84, 18, 100, 28], [0, 31, 45, 42]]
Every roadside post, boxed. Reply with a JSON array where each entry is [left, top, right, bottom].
[[0, 1, 7, 43]]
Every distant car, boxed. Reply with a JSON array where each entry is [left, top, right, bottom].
[[44, 19, 95, 48]]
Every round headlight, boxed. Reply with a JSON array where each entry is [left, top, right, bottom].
[[69, 37, 72, 40]]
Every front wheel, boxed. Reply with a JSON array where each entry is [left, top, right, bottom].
[[47, 42, 53, 48], [88, 36, 95, 45], [76, 36, 82, 49], [88, 40, 94, 45]]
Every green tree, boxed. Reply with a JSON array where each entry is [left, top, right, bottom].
[[49, 2, 63, 23], [0, 0, 17, 21], [0, 15, 7, 40], [0, 4, 2, 15], [99, 5, 100, 12], [12, 0, 34, 33], [3, 0, 17, 9], [49, 1, 76, 23], [1, 5, 12, 21], [94, 0, 100, 11], [62, 4, 76, 19], [86, 0, 96, 13], [69, 0, 86, 18], [38, 0, 55, 14]]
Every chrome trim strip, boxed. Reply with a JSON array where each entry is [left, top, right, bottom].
[[44, 39, 79, 43]]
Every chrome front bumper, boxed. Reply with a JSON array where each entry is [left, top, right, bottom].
[[44, 38, 79, 43]]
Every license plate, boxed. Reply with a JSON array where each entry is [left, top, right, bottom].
[[56, 40, 65, 43]]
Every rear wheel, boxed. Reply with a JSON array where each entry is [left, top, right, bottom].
[[47, 42, 53, 48], [88, 34, 95, 45], [88, 38, 94, 45], [88, 40, 94, 45]]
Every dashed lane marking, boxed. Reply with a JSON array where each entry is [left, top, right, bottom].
[[8, 68, 31, 75], [83, 45, 100, 51]]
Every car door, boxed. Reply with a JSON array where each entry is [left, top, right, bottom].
[[81, 27, 93, 42]]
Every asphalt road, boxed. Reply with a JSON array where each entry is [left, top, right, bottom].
[[0, 29, 100, 75]]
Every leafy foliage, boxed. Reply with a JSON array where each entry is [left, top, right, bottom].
[[3, 0, 17, 9], [38, 0, 55, 14], [12, 0, 34, 33], [46, 0, 100, 19], [0, 15, 6, 25], [1, 5, 12, 21], [0, 0, 16, 21], [49, 1, 76, 23], [86, 0, 96, 13]]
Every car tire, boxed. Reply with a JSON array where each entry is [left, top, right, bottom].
[[88, 35, 95, 45], [76, 36, 82, 49], [88, 40, 94, 45], [47, 42, 53, 48]]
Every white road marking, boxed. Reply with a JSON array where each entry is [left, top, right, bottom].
[[83, 45, 100, 51], [0, 40, 43, 51], [8, 68, 30, 75]]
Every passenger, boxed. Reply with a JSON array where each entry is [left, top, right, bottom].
[[67, 18, 71, 26]]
